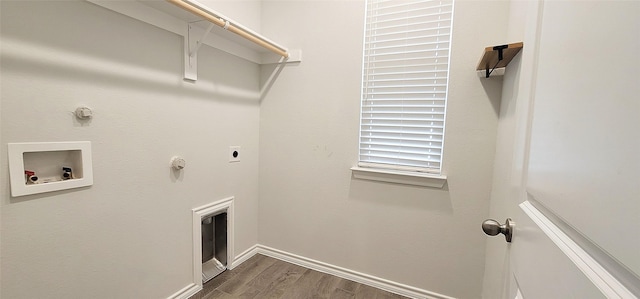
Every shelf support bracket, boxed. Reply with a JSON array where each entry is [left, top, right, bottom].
[[485, 44, 508, 78], [184, 22, 215, 81]]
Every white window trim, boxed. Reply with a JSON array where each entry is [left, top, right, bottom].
[[351, 166, 447, 188]]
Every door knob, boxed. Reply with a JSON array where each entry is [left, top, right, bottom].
[[482, 218, 513, 242]]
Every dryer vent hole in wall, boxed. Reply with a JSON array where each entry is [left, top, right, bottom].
[[201, 212, 228, 283]]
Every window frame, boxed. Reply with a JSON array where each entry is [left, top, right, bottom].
[[353, 0, 453, 187]]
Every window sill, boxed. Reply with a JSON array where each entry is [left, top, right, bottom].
[[350, 166, 447, 188]]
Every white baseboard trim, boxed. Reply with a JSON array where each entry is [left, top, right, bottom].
[[230, 244, 259, 270], [169, 243, 455, 299], [256, 245, 456, 299], [167, 283, 201, 299]]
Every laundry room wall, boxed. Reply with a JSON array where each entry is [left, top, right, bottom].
[[0, 1, 261, 297], [258, 1, 509, 298]]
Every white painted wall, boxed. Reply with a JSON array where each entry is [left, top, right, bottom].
[[1, 0, 519, 297], [258, 1, 509, 298], [0, 1, 261, 298], [199, 0, 262, 31]]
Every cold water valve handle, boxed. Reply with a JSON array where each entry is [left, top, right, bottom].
[[482, 218, 513, 242], [62, 167, 73, 180]]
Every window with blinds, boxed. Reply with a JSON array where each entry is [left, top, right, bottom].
[[359, 0, 454, 174]]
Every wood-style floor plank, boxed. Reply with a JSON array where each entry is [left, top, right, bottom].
[[279, 269, 322, 299], [354, 284, 380, 299], [314, 271, 343, 298], [216, 255, 277, 295], [235, 259, 300, 296], [196, 254, 267, 299], [329, 288, 355, 299], [203, 289, 236, 299], [190, 254, 410, 299], [252, 263, 306, 298], [336, 279, 360, 293], [280, 268, 341, 299]]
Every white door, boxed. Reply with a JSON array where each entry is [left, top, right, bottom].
[[485, 0, 640, 298]]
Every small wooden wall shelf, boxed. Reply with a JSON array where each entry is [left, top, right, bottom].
[[477, 42, 523, 78]]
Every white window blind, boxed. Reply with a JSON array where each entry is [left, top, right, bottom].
[[359, 0, 454, 174]]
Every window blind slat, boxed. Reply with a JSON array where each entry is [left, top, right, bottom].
[[360, 152, 442, 164], [369, 0, 448, 9], [365, 27, 449, 42], [361, 135, 444, 143], [361, 142, 443, 151], [365, 80, 448, 85], [362, 108, 446, 111], [365, 48, 449, 58], [366, 63, 448, 70], [362, 110, 446, 114], [362, 98, 447, 103], [361, 124, 444, 129], [364, 70, 448, 77], [361, 144, 443, 155], [367, 12, 452, 25], [361, 152, 442, 163], [362, 156, 440, 168], [362, 104, 442, 109], [362, 132, 444, 138], [365, 34, 450, 45], [363, 84, 448, 90], [362, 121, 444, 126], [364, 19, 452, 32], [365, 57, 447, 65], [364, 89, 448, 95], [361, 138, 443, 145], [362, 133, 444, 138], [364, 91, 448, 96], [361, 120, 444, 124]]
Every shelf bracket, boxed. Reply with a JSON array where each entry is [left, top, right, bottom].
[[184, 22, 216, 81], [485, 45, 508, 78]]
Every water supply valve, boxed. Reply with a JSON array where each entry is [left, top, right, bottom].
[[25, 170, 38, 184], [75, 107, 93, 119], [62, 167, 73, 180], [171, 156, 186, 170]]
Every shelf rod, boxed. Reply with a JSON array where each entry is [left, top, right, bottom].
[[167, 0, 289, 58]]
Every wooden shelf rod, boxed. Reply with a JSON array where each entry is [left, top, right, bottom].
[[167, 0, 289, 58]]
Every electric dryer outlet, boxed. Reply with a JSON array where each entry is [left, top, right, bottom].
[[229, 146, 240, 162]]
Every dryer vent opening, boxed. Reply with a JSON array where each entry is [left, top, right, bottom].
[[201, 212, 227, 283]]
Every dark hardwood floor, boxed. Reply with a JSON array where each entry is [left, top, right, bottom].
[[190, 254, 410, 299]]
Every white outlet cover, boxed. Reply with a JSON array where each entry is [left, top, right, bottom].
[[229, 146, 240, 162]]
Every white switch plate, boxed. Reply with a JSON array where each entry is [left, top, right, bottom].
[[229, 146, 241, 162]]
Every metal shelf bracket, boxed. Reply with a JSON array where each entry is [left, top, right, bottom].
[[485, 45, 508, 78]]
